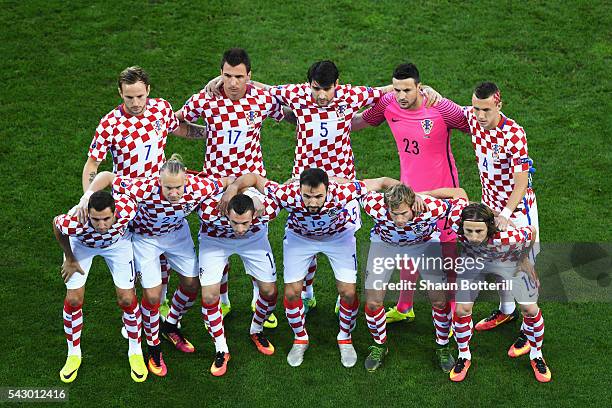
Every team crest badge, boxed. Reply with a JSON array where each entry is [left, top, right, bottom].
[[246, 111, 258, 130], [328, 208, 338, 217], [154, 119, 162, 132], [184, 203, 193, 213], [336, 104, 347, 118], [492, 144, 501, 161], [421, 119, 433, 137]]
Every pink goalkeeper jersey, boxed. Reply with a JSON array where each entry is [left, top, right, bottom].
[[362, 94, 469, 191]]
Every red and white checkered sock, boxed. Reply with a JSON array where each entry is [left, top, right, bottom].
[[284, 297, 308, 341], [301, 257, 317, 298], [337, 297, 359, 341], [141, 298, 160, 347], [453, 312, 473, 360], [63, 300, 83, 357], [524, 309, 544, 359], [365, 305, 387, 345], [120, 297, 142, 356], [166, 286, 197, 325], [202, 299, 228, 353], [219, 263, 230, 305], [432, 304, 452, 346], [250, 292, 277, 334]]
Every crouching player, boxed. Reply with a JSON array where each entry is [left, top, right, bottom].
[[53, 191, 147, 383], [78, 154, 231, 377], [197, 191, 281, 376], [225, 169, 399, 368], [361, 185, 467, 373], [448, 201, 550, 383]]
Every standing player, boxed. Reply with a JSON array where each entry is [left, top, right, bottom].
[[352, 62, 469, 324], [249, 61, 387, 312], [79, 155, 231, 377], [82, 66, 201, 335], [225, 169, 400, 367], [197, 192, 281, 376], [54, 191, 147, 383], [361, 184, 468, 372], [462, 82, 539, 332], [446, 201, 550, 383], [177, 48, 288, 326]]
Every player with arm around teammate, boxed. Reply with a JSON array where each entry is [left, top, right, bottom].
[[54, 191, 147, 383], [197, 191, 282, 376], [77, 154, 232, 377], [223, 169, 399, 368]]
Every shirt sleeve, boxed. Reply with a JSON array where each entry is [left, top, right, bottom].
[[495, 226, 534, 246], [190, 176, 223, 199], [178, 91, 206, 123], [506, 126, 530, 173], [446, 197, 469, 232], [362, 92, 394, 127], [267, 84, 301, 106], [88, 115, 113, 161], [361, 191, 386, 220], [112, 176, 151, 202], [163, 100, 180, 133], [336, 181, 368, 206], [263, 90, 285, 122], [436, 98, 470, 133], [349, 86, 383, 110], [114, 197, 138, 227], [54, 214, 85, 236]]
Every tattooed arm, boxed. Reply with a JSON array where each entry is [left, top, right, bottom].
[[172, 120, 207, 139], [82, 157, 101, 192]]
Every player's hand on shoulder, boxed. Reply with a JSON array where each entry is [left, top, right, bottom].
[[218, 184, 238, 215], [412, 194, 426, 215], [421, 85, 442, 107], [61, 258, 85, 283], [495, 215, 510, 231], [283, 177, 298, 185], [204, 75, 224, 97], [69, 194, 91, 224]]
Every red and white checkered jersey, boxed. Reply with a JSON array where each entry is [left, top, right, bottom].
[[464, 108, 536, 216], [113, 174, 223, 236], [89, 98, 179, 178], [54, 196, 137, 248], [447, 198, 534, 262], [362, 192, 454, 245], [269, 83, 382, 179], [198, 192, 281, 239], [265, 180, 367, 239], [178, 85, 284, 178]]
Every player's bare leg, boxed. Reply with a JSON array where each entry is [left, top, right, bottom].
[[201, 282, 230, 376], [60, 287, 85, 383], [428, 289, 454, 373], [336, 280, 358, 368], [450, 303, 474, 382], [250, 279, 277, 355], [284, 281, 309, 367], [364, 288, 389, 371], [161, 274, 198, 353]]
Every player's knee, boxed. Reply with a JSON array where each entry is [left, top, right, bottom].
[[259, 284, 277, 299], [431, 299, 447, 310], [366, 300, 383, 312], [65, 292, 83, 308], [284, 286, 300, 301], [116, 292, 135, 308], [180, 277, 200, 294], [455, 303, 472, 317], [519, 303, 539, 317], [202, 291, 220, 305], [339, 290, 356, 304]]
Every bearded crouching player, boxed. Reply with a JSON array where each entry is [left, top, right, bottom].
[[224, 169, 400, 367]]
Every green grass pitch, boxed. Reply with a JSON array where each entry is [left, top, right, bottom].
[[1, 1, 610, 406]]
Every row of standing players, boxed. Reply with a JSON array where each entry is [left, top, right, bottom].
[[53, 48, 550, 384]]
